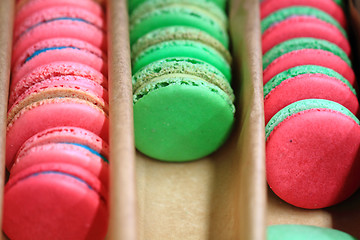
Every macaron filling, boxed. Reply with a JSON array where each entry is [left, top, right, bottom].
[[265, 99, 360, 139]]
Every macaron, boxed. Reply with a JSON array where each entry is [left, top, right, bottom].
[[132, 40, 231, 80], [3, 162, 108, 240], [11, 126, 109, 188], [130, 0, 227, 28], [11, 38, 108, 85], [128, 0, 228, 15], [9, 61, 108, 106], [6, 97, 109, 170], [267, 225, 357, 240], [262, 38, 354, 85], [15, 0, 105, 28], [8, 75, 109, 114], [129, 2, 228, 48], [261, 6, 346, 35], [266, 99, 360, 209], [133, 57, 235, 161], [131, 26, 232, 68], [12, 6, 106, 65], [260, 0, 346, 28], [263, 65, 359, 124], [262, 16, 350, 55]]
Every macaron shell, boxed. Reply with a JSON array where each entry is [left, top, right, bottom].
[[264, 73, 359, 124], [263, 49, 355, 85], [16, 126, 109, 161], [9, 62, 108, 105], [6, 98, 109, 169], [11, 143, 109, 189], [14, 6, 105, 41], [260, 0, 346, 27], [266, 109, 360, 209], [3, 163, 108, 240], [134, 78, 234, 161], [12, 19, 106, 65], [15, 0, 104, 27], [262, 16, 350, 55]]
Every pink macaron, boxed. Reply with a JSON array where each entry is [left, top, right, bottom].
[[12, 38, 108, 84], [9, 61, 108, 106], [262, 16, 350, 55], [12, 7, 106, 66], [15, 0, 104, 29], [6, 97, 109, 170], [3, 162, 108, 240], [263, 48, 355, 85], [260, 0, 346, 28]]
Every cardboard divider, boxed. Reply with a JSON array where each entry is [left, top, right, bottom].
[[0, 0, 14, 238], [107, 0, 137, 239]]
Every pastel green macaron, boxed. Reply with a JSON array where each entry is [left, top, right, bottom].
[[262, 37, 351, 70], [131, 26, 232, 65], [133, 57, 235, 162], [132, 39, 232, 81], [267, 225, 357, 240], [128, 0, 228, 15], [129, 2, 229, 48], [261, 6, 347, 37]]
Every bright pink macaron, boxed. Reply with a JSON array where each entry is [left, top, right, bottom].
[[3, 162, 108, 240], [15, 0, 104, 28], [262, 16, 350, 55], [260, 0, 346, 28], [12, 38, 108, 84], [11, 126, 109, 189], [12, 7, 106, 65], [263, 65, 359, 124], [266, 99, 360, 209], [9, 61, 108, 106], [6, 97, 109, 170]]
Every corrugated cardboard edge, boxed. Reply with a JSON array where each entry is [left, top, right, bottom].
[[107, 0, 138, 239], [229, 0, 267, 239], [0, 0, 13, 239]]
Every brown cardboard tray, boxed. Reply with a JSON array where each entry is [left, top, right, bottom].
[[1, 0, 359, 239]]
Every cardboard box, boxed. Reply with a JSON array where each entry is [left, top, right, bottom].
[[1, 0, 360, 239]]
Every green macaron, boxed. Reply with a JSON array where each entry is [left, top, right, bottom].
[[129, 2, 229, 48], [128, 0, 228, 15], [131, 26, 232, 66], [262, 37, 351, 70], [132, 39, 232, 81], [133, 57, 235, 162], [267, 225, 357, 240], [261, 6, 347, 37], [265, 99, 359, 139], [264, 65, 356, 98]]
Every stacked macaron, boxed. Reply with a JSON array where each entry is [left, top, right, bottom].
[[130, 0, 235, 162], [3, 0, 109, 239], [261, 0, 360, 209]]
